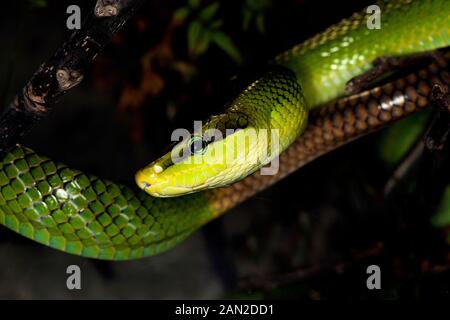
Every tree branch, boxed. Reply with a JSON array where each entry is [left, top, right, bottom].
[[0, 0, 147, 155], [240, 243, 384, 291]]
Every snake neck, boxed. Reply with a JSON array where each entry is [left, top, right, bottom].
[[276, 0, 450, 108], [224, 67, 308, 152]]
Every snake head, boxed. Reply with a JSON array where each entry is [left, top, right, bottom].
[[135, 68, 307, 197], [135, 113, 259, 197]]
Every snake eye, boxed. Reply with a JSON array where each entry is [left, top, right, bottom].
[[188, 136, 208, 155]]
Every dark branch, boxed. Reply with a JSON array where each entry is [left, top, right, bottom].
[[0, 0, 147, 156], [383, 85, 450, 197], [423, 84, 450, 151], [240, 243, 384, 291]]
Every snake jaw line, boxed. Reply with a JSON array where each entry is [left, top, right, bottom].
[[135, 164, 172, 196], [135, 168, 155, 191]]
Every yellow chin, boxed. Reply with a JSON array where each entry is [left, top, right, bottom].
[[135, 169, 204, 197], [146, 185, 195, 198]]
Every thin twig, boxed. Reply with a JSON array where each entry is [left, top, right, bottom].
[[0, 0, 148, 156]]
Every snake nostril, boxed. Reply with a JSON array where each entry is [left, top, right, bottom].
[[153, 165, 163, 173], [139, 181, 151, 190]]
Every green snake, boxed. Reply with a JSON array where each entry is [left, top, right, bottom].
[[0, 0, 449, 260]]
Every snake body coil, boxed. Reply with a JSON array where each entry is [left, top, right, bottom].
[[0, 0, 449, 260]]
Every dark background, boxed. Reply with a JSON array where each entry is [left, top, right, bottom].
[[0, 0, 448, 299]]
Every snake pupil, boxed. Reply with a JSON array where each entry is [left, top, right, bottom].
[[189, 136, 208, 155]]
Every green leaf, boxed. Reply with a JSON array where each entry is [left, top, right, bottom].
[[210, 19, 224, 30], [188, 21, 202, 53], [211, 32, 243, 64], [431, 185, 450, 228], [377, 109, 432, 168], [245, 0, 272, 11], [28, 0, 47, 8], [256, 13, 266, 34], [194, 30, 212, 56], [242, 9, 252, 31], [199, 2, 220, 22], [188, 22, 211, 57], [173, 7, 190, 22], [188, 0, 201, 9], [242, 0, 271, 33]]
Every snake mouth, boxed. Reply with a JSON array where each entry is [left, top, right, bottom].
[[135, 170, 198, 197], [135, 171, 154, 193], [138, 181, 151, 190], [147, 186, 194, 198]]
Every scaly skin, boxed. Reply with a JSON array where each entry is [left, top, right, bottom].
[[208, 52, 450, 214], [277, 0, 450, 107], [135, 68, 308, 197], [136, 0, 450, 197], [0, 146, 219, 259], [0, 0, 449, 259], [1, 52, 448, 260]]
